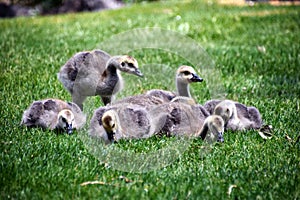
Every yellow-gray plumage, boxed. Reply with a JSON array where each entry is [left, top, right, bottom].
[[110, 93, 170, 111], [170, 96, 197, 105], [196, 115, 225, 143], [58, 49, 143, 110], [21, 99, 86, 134], [89, 104, 165, 144]]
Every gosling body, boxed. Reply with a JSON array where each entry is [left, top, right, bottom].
[[152, 102, 224, 142], [154, 102, 210, 137]]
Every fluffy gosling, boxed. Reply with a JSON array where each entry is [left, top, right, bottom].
[[89, 104, 165, 144], [21, 99, 86, 134], [204, 99, 263, 131], [58, 49, 143, 110]]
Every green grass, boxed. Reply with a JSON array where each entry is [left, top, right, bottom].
[[1, 0, 300, 199]]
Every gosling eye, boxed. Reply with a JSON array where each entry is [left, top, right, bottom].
[[183, 71, 190, 76], [128, 62, 134, 68], [226, 108, 230, 114], [121, 62, 125, 67]]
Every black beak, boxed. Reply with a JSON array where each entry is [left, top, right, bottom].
[[190, 73, 203, 82], [66, 123, 73, 135], [107, 130, 116, 142], [217, 132, 224, 143], [134, 69, 143, 77]]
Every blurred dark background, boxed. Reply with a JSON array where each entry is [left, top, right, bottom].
[[0, 0, 298, 18], [0, 0, 158, 17]]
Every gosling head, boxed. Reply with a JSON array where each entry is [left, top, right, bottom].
[[207, 115, 225, 143], [117, 56, 143, 77], [57, 109, 75, 135], [101, 110, 118, 142], [176, 65, 203, 84], [213, 101, 234, 123]]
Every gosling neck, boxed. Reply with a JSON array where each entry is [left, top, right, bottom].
[[103, 67, 119, 87], [98, 57, 120, 93], [106, 57, 120, 76], [232, 106, 239, 121], [197, 120, 209, 140], [176, 80, 191, 97]]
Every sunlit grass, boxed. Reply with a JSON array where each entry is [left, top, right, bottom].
[[0, 0, 299, 199]]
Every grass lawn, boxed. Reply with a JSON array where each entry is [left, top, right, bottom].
[[1, 0, 299, 199]]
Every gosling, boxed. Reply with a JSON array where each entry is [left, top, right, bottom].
[[196, 115, 225, 143], [205, 99, 262, 131], [146, 65, 203, 100], [89, 104, 165, 144], [110, 65, 203, 109], [58, 49, 143, 110], [21, 99, 86, 134], [153, 102, 224, 142], [154, 101, 209, 136]]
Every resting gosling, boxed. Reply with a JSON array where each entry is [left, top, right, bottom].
[[204, 99, 262, 131], [58, 49, 143, 110], [196, 115, 225, 143], [21, 99, 86, 134], [111, 65, 203, 109], [153, 102, 224, 142], [146, 65, 203, 100], [89, 104, 165, 144], [154, 101, 209, 136]]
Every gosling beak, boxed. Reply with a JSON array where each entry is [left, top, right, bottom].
[[107, 130, 116, 143], [134, 69, 143, 77], [217, 132, 224, 143], [66, 123, 73, 135], [190, 73, 203, 82]]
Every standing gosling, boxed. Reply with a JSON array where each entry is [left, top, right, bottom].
[[21, 99, 86, 134], [58, 49, 143, 110]]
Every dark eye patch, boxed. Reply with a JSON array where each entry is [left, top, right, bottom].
[[62, 118, 67, 123], [128, 62, 135, 68], [121, 62, 125, 67], [182, 71, 190, 75]]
